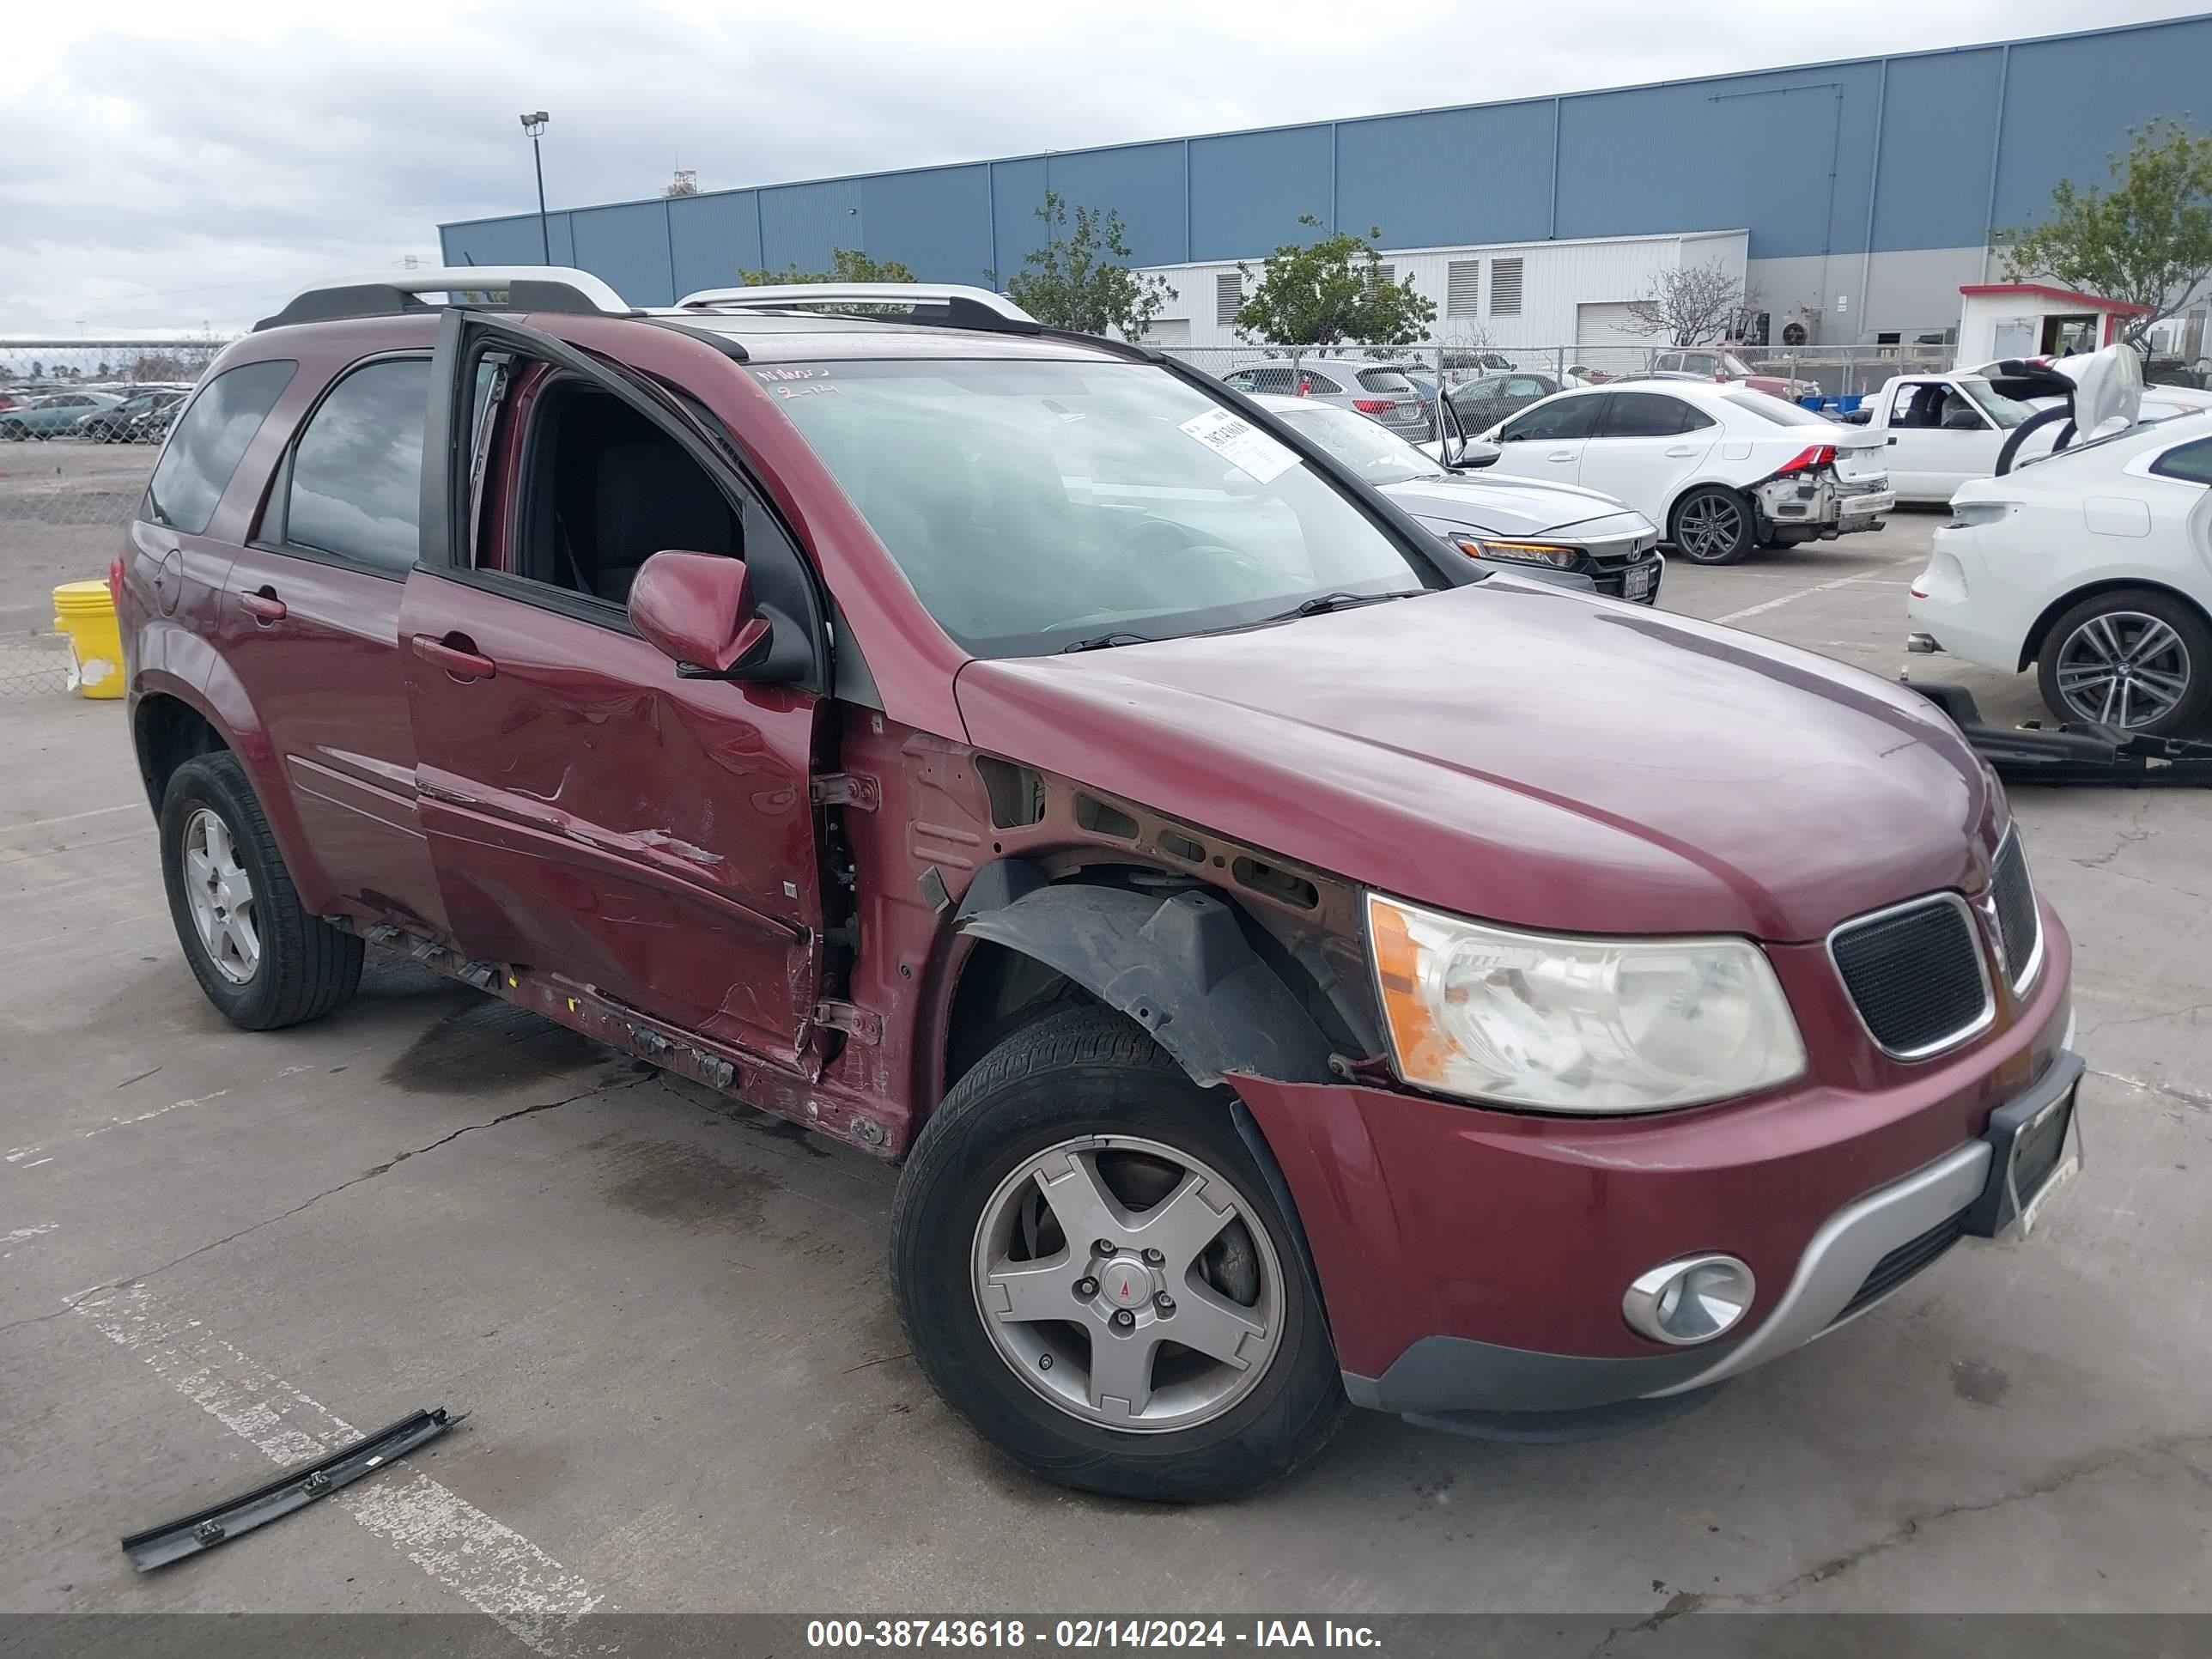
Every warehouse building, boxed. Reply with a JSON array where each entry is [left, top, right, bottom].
[[439, 15, 2212, 350]]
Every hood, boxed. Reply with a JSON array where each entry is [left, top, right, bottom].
[[955, 580, 1998, 942], [1377, 472, 1653, 539]]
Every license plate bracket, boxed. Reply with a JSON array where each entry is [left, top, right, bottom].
[[1965, 1050, 2084, 1238], [1624, 563, 1656, 601]]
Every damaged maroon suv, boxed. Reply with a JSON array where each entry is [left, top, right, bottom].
[[118, 271, 2081, 1502]]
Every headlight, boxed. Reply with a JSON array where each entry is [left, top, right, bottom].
[[1365, 893, 1806, 1113], [1454, 537, 1582, 568]]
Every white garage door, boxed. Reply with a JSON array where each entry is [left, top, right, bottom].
[[1575, 302, 1644, 346]]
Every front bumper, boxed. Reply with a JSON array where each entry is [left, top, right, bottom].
[[1754, 473, 1893, 536], [1232, 903, 2073, 1425]]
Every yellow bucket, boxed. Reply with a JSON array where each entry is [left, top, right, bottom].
[[52, 580, 125, 700]]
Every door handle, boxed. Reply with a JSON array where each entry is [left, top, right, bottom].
[[1664, 445, 1698, 458], [1887, 436, 1898, 445], [410, 634, 497, 682], [240, 587, 286, 624], [1546, 449, 1576, 462]]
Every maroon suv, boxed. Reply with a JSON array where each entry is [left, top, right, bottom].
[[117, 271, 2081, 1502]]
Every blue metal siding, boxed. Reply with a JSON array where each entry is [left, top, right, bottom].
[[1188, 125, 1333, 260], [568, 201, 674, 305], [988, 157, 1048, 283], [1993, 17, 2212, 232], [668, 191, 763, 296], [1337, 102, 1554, 248], [757, 178, 863, 276], [1046, 143, 1189, 267], [441, 212, 572, 269], [1870, 49, 2005, 252], [439, 19, 2212, 294], [1555, 62, 1883, 258], [860, 165, 993, 283]]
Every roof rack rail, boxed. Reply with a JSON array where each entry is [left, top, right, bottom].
[[254, 267, 633, 333], [672, 282, 1042, 334]]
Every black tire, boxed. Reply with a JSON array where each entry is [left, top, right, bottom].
[[2035, 588, 2212, 736], [159, 751, 364, 1030], [1, 422, 27, 441], [1668, 485, 1756, 564], [891, 1003, 1349, 1503]]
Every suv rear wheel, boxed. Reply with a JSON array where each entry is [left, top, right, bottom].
[[159, 752, 364, 1029], [891, 1003, 1347, 1501], [1669, 485, 1755, 564], [2037, 588, 2212, 735]]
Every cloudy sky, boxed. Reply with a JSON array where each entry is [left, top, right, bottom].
[[3, 0, 2199, 337]]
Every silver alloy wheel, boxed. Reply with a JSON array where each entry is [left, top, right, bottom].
[[2052, 611, 2192, 729], [970, 1134, 1283, 1433], [182, 806, 260, 984], [1674, 492, 1744, 561]]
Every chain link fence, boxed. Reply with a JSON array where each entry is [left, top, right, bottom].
[[1, 339, 228, 696]]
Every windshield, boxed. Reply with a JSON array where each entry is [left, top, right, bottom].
[[1958, 379, 2039, 429], [1268, 401, 1441, 485], [758, 358, 1443, 656]]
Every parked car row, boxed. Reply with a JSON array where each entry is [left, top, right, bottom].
[[116, 270, 2077, 1505], [0, 387, 186, 441]]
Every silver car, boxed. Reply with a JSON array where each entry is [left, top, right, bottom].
[[1221, 358, 1430, 440], [1254, 393, 1665, 604]]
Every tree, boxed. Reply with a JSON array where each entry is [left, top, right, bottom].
[[738, 246, 917, 285], [1998, 118, 2212, 345], [1624, 261, 1752, 345], [1231, 217, 1437, 346], [996, 193, 1171, 340]]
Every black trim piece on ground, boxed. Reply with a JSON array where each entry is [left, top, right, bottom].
[[1910, 684, 2212, 787], [120, 1408, 454, 1571]]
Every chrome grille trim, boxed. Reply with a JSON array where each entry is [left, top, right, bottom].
[[1826, 891, 1996, 1062]]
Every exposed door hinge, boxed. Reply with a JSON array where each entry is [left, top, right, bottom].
[[810, 773, 880, 811], [811, 1000, 883, 1045]]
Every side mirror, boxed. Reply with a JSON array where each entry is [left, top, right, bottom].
[[1458, 440, 1502, 469], [629, 550, 775, 679]]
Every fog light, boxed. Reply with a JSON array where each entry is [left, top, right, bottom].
[[1623, 1255, 1755, 1346]]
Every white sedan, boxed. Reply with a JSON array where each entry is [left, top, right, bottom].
[[1908, 410, 2212, 733], [1475, 381, 1893, 564]]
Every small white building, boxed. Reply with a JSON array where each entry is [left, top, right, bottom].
[[1954, 283, 2151, 365], [1135, 228, 1749, 355]]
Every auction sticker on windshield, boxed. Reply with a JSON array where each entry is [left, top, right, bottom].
[[1179, 409, 1297, 484]]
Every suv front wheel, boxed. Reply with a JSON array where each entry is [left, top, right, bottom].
[[891, 1003, 1348, 1502], [159, 751, 364, 1029]]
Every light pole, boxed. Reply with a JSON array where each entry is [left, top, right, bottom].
[[520, 112, 550, 263]]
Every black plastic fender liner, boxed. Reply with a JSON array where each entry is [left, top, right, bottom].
[[954, 877, 1337, 1087]]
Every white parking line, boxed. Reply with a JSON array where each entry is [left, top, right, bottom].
[[77, 1284, 606, 1650], [0, 803, 145, 834], [1715, 571, 1891, 625]]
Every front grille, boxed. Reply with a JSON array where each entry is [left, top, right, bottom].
[[1830, 894, 1991, 1058], [1990, 831, 2041, 992], [1833, 1206, 1971, 1323]]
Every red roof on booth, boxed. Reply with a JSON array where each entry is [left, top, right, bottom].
[[1958, 283, 2154, 315]]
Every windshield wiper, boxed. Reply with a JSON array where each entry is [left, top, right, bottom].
[[1060, 630, 1157, 653], [1264, 589, 1428, 623]]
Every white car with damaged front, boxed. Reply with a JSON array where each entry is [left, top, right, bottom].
[[1909, 410, 2212, 734]]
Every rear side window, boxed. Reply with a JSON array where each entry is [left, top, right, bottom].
[[144, 360, 295, 534], [284, 358, 432, 574], [1499, 394, 1602, 441], [1299, 370, 1344, 395], [1357, 369, 1414, 394], [2150, 435, 2212, 485], [1598, 392, 1705, 437]]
